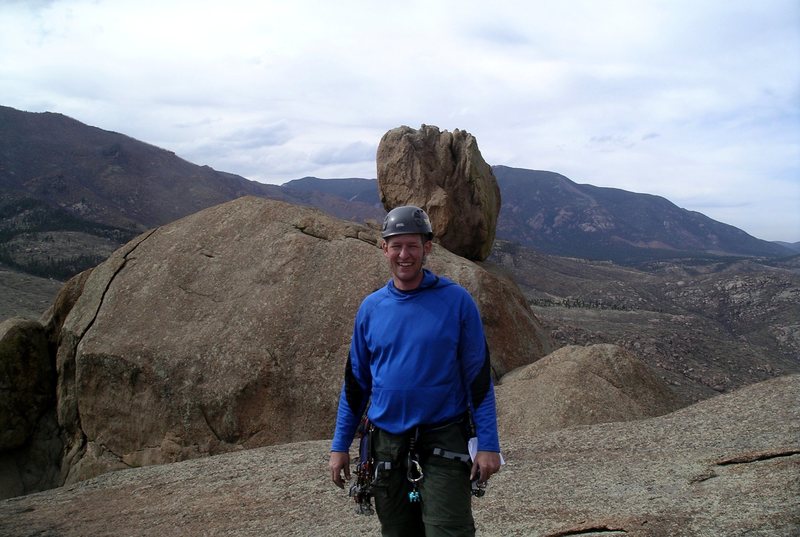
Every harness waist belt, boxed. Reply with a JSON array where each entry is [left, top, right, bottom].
[[431, 447, 471, 462], [371, 412, 468, 437]]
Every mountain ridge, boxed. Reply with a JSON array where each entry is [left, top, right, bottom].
[[283, 170, 793, 263], [493, 165, 791, 261], [0, 104, 793, 282], [0, 106, 382, 277], [0, 105, 285, 230]]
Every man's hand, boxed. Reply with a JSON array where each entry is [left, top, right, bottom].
[[470, 450, 501, 483], [329, 451, 351, 489]]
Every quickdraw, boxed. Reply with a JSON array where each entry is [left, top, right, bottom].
[[348, 418, 375, 515]]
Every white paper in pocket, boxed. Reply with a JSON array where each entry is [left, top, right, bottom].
[[468, 437, 506, 465]]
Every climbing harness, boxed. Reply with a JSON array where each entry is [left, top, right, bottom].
[[349, 417, 375, 515], [403, 420, 482, 504], [348, 414, 490, 516]]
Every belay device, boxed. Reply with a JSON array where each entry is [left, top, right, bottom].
[[349, 417, 375, 515]]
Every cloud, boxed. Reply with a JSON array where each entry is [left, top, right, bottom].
[[588, 135, 636, 151], [0, 0, 798, 241], [311, 142, 376, 166], [220, 123, 293, 150]]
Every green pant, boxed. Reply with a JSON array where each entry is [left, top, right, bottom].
[[370, 421, 475, 537]]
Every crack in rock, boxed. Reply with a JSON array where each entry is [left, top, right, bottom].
[[544, 523, 628, 536], [200, 405, 224, 444], [715, 448, 800, 466], [59, 228, 158, 484], [80, 228, 158, 339], [177, 284, 220, 302], [98, 443, 134, 469], [689, 469, 718, 483]]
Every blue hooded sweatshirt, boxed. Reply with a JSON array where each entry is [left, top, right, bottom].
[[331, 269, 500, 453]]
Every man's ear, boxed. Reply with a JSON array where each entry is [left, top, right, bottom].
[[423, 239, 433, 255]]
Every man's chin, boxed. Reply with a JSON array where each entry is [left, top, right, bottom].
[[393, 267, 423, 284]]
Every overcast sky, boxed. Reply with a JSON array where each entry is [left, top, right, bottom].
[[2, 0, 798, 242]]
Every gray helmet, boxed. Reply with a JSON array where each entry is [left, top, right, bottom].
[[381, 205, 433, 240]]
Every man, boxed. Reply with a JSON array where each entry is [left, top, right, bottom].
[[329, 205, 501, 537]]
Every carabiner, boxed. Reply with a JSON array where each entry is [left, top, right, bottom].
[[407, 458, 424, 483]]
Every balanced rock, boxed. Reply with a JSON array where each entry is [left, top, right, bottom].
[[54, 196, 550, 484], [377, 125, 501, 261], [496, 343, 688, 437]]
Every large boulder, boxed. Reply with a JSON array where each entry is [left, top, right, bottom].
[[0, 318, 51, 450], [54, 196, 551, 484], [0, 318, 61, 499], [377, 125, 501, 261], [496, 344, 688, 437]]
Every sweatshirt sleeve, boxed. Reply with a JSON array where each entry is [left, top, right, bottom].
[[331, 306, 372, 452], [458, 291, 501, 452]]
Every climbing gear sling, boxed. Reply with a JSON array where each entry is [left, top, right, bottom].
[[349, 417, 375, 515]]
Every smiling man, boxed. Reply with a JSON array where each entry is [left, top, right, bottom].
[[329, 205, 501, 537]]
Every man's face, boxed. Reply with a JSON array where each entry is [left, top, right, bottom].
[[382, 234, 432, 291]]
